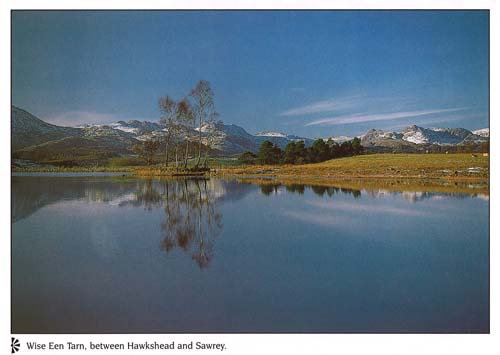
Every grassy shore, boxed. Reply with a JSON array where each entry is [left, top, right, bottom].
[[12, 154, 489, 194], [214, 153, 489, 195], [13, 153, 489, 180], [215, 153, 489, 180], [12, 166, 135, 173]]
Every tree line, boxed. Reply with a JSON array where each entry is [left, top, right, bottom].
[[239, 137, 364, 165], [132, 80, 219, 170]]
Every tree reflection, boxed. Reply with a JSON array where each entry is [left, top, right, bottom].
[[257, 182, 361, 198], [260, 184, 281, 196], [132, 179, 163, 211], [285, 184, 305, 194], [117, 178, 224, 268], [159, 179, 223, 269]]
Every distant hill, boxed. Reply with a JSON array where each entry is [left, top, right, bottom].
[[12, 106, 82, 151], [12, 107, 139, 164], [11, 106, 489, 165], [13, 135, 136, 165], [78, 121, 314, 155], [78, 120, 163, 137], [208, 125, 314, 154], [10, 107, 315, 164]]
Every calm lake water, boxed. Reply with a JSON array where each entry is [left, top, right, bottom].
[[11, 175, 489, 333]]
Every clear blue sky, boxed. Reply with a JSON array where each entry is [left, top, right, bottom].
[[12, 10, 489, 138]]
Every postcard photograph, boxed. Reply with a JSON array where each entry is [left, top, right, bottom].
[[11, 10, 489, 334]]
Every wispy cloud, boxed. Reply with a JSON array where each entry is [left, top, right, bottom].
[[304, 107, 467, 127], [43, 110, 154, 127], [280, 96, 359, 117]]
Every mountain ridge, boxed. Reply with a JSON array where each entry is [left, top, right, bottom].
[[12, 106, 83, 151], [11, 106, 489, 162]]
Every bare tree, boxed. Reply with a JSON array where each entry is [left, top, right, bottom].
[[202, 119, 222, 168], [158, 96, 176, 167], [190, 80, 217, 168], [176, 98, 195, 169], [172, 125, 182, 170], [132, 139, 160, 165]]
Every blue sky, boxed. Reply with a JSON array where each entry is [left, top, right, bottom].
[[12, 11, 489, 138]]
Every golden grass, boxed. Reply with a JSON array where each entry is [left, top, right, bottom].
[[13, 154, 489, 195], [215, 153, 489, 180]]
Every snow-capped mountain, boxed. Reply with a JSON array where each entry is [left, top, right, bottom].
[[11, 106, 489, 162], [11, 106, 314, 158], [473, 128, 489, 138], [78, 120, 163, 135], [196, 124, 313, 154], [403, 125, 476, 144], [361, 125, 488, 149]]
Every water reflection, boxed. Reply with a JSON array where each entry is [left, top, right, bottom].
[[132, 179, 163, 211], [11, 176, 140, 222], [11, 176, 489, 268], [108, 178, 225, 268], [12, 176, 489, 223], [260, 184, 281, 196], [159, 179, 222, 268], [254, 181, 486, 202], [12, 177, 236, 268], [261, 183, 362, 198], [11, 175, 489, 333], [285, 184, 305, 194]]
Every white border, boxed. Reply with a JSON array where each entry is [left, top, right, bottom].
[[2, 1, 498, 355], [1, 0, 497, 10]]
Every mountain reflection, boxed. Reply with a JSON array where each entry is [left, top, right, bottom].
[[12, 176, 245, 268], [11, 176, 140, 222], [12, 175, 489, 267], [12, 176, 488, 225], [12, 176, 490, 268]]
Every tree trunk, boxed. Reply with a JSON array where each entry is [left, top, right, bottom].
[[196, 127, 202, 168], [165, 140, 169, 167], [184, 138, 189, 169], [175, 146, 179, 171], [203, 152, 209, 168]]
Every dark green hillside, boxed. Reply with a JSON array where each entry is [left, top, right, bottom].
[[12, 136, 134, 166], [11, 106, 82, 151]]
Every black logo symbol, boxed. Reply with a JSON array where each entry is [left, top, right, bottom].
[[11, 338, 20, 354]]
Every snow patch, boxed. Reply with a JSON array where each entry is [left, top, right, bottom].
[[324, 135, 353, 143], [255, 131, 288, 138], [403, 131, 428, 144], [473, 128, 489, 138]]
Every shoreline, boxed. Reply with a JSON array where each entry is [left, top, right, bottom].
[[11, 154, 489, 194], [11, 171, 489, 195]]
